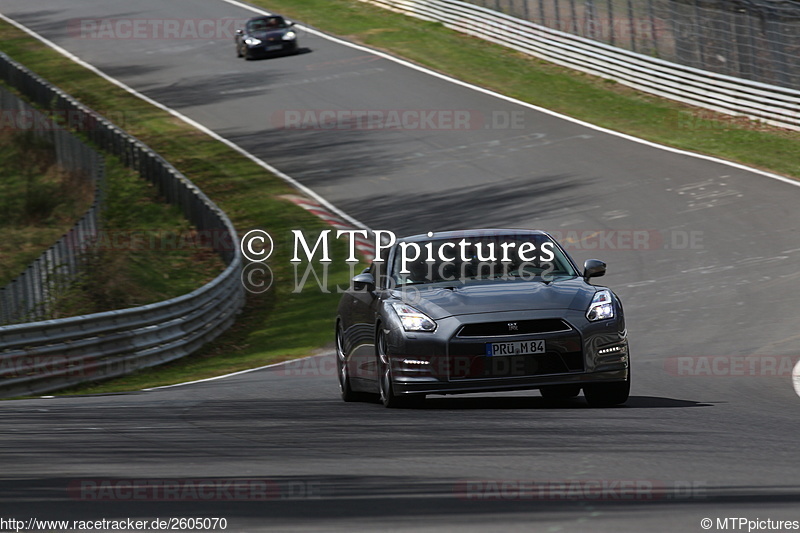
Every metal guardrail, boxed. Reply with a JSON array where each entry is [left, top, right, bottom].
[[465, 0, 800, 91], [364, 0, 800, 130], [0, 86, 105, 324], [0, 52, 245, 398]]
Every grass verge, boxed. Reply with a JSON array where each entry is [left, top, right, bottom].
[[48, 153, 228, 317], [0, 130, 94, 287], [0, 124, 226, 314]]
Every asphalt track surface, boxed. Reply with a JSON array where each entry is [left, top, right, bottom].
[[1, 0, 799, 531]]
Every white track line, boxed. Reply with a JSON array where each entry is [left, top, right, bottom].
[[2, 2, 799, 391], [794, 359, 800, 398], [142, 353, 331, 390]]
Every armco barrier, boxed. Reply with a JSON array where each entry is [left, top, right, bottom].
[[461, 0, 800, 91], [363, 0, 800, 130], [0, 52, 245, 397]]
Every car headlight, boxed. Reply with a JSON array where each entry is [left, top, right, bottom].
[[391, 302, 437, 332], [282, 30, 297, 41], [586, 289, 614, 321], [244, 37, 262, 46]]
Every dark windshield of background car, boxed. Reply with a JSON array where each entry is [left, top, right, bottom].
[[389, 235, 579, 285], [246, 17, 286, 31]]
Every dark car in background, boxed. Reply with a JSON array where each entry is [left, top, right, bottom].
[[235, 15, 298, 59], [335, 229, 630, 408]]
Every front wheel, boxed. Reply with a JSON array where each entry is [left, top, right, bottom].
[[377, 329, 422, 408], [337, 325, 366, 402]]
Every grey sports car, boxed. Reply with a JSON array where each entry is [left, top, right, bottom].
[[335, 229, 630, 407]]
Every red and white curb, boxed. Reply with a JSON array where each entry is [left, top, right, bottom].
[[281, 194, 375, 261]]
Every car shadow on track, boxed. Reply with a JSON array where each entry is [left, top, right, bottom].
[[244, 47, 312, 61], [401, 395, 712, 410]]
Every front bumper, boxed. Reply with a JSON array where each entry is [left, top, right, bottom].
[[386, 310, 629, 396], [247, 41, 297, 56], [393, 367, 628, 396]]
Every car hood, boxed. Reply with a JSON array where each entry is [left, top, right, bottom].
[[391, 278, 598, 319]]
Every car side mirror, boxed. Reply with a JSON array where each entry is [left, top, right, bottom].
[[235, 28, 244, 35], [583, 259, 606, 280], [352, 272, 375, 292]]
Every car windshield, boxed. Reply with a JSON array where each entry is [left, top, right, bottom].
[[246, 17, 286, 32], [390, 234, 579, 286]]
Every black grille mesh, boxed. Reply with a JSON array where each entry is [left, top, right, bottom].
[[457, 319, 571, 337]]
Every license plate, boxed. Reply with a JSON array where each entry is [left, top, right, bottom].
[[265, 45, 283, 51], [486, 339, 545, 357]]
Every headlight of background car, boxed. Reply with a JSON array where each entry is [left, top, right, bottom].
[[586, 289, 614, 321], [282, 31, 297, 41], [244, 37, 262, 46], [391, 302, 437, 332]]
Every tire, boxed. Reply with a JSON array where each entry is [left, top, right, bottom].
[[337, 325, 365, 402], [540, 384, 581, 400], [376, 329, 422, 408], [583, 379, 630, 407]]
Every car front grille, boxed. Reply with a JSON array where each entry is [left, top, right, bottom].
[[447, 324, 584, 380], [456, 318, 572, 337]]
